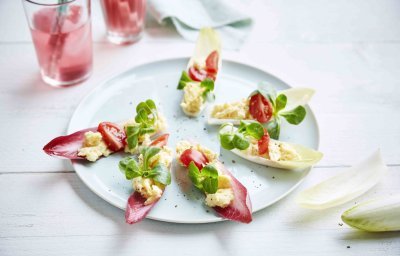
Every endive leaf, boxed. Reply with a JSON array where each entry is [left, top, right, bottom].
[[219, 125, 323, 170], [231, 139, 323, 170], [207, 87, 314, 125], [341, 195, 400, 232], [187, 27, 221, 70], [296, 150, 387, 209], [279, 87, 315, 111]]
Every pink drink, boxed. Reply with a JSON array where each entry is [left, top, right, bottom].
[[101, 0, 146, 44], [30, 5, 92, 86]]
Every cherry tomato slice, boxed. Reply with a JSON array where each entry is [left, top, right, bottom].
[[249, 93, 273, 123], [180, 149, 209, 170], [149, 134, 169, 148], [97, 122, 126, 151], [188, 66, 208, 82], [258, 132, 270, 155], [205, 50, 219, 74]]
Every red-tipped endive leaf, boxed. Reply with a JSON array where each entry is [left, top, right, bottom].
[[213, 161, 252, 223], [43, 127, 97, 159], [125, 191, 161, 224]]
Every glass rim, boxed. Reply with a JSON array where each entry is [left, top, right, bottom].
[[23, 0, 76, 7]]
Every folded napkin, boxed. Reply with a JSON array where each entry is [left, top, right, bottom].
[[148, 0, 253, 50]]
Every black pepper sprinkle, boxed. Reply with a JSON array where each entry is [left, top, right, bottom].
[[175, 205, 178, 208], [232, 160, 236, 164], [338, 223, 343, 226], [206, 210, 210, 213], [203, 128, 207, 131], [347, 246, 350, 249], [272, 176, 275, 179]]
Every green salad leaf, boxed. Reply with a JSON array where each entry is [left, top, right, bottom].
[[126, 99, 158, 150], [119, 146, 171, 185], [188, 162, 219, 194], [265, 118, 280, 140], [177, 71, 193, 90], [279, 105, 306, 125], [275, 94, 287, 112], [200, 78, 215, 100], [119, 157, 141, 180], [219, 121, 265, 151]]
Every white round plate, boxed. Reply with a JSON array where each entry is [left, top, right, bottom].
[[69, 58, 319, 223]]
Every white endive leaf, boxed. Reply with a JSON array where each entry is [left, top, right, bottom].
[[341, 195, 400, 232], [181, 101, 207, 117], [181, 28, 221, 117], [296, 150, 387, 209], [279, 88, 315, 111], [231, 140, 323, 170], [207, 87, 314, 125], [187, 27, 221, 70]]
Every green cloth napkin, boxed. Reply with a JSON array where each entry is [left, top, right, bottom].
[[148, 0, 253, 50]]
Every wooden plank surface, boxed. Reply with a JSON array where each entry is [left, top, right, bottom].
[[1, 0, 399, 255], [1, 166, 399, 256]]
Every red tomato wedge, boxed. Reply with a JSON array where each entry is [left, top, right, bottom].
[[205, 50, 219, 74], [125, 191, 162, 224], [97, 122, 126, 151], [211, 162, 252, 223], [188, 66, 208, 82], [249, 93, 273, 123], [43, 127, 97, 159], [179, 149, 209, 170], [149, 134, 169, 148], [258, 132, 270, 155]]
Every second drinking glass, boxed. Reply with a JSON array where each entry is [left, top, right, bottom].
[[100, 0, 146, 45]]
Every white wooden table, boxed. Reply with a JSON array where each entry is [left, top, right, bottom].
[[1, 0, 399, 255]]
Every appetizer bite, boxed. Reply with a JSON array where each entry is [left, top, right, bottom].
[[119, 134, 172, 224], [218, 121, 323, 170], [177, 27, 221, 117], [208, 85, 315, 139], [43, 99, 167, 162], [176, 140, 252, 223]]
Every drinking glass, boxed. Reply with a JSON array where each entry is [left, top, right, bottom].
[[22, 0, 93, 87], [100, 0, 146, 45]]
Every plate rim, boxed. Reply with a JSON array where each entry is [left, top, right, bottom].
[[68, 57, 320, 224]]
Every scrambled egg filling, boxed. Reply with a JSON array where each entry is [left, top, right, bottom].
[[176, 140, 218, 163], [134, 147, 173, 205], [243, 139, 300, 161], [205, 188, 234, 208], [193, 59, 206, 70], [268, 141, 300, 161], [180, 82, 205, 115], [205, 174, 234, 208], [78, 131, 112, 162], [133, 177, 165, 205], [211, 98, 251, 119]]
